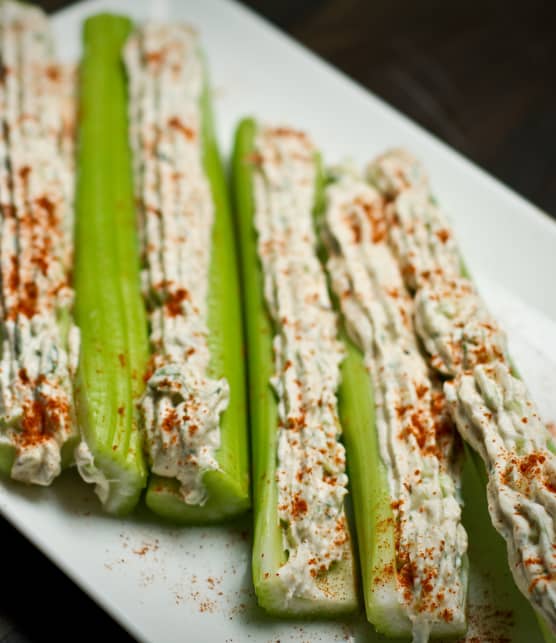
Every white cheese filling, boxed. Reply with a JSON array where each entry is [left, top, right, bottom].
[[0, 2, 78, 485], [124, 23, 227, 505], [74, 441, 110, 505], [252, 125, 350, 600], [367, 150, 507, 377], [446, 363, 556, 631], [323, 170, 467, 638], [370, 148, 556, 634]]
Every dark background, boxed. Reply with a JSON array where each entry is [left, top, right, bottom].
[[40, 0, 556, 216], [2, 1, 556, 642], [241, 0, 556, 218]]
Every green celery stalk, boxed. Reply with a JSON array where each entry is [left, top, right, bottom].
[[461, 261, 554, 641], [0, 2, 79, 481], [74, 14, 149, 515], [463, 446, 554, 642], [231, 117, 357, 616], [338, 337, 413, 636], [0, 447, 11, 475], [144, 55, 250, 524], [318, 169, 472, 638]]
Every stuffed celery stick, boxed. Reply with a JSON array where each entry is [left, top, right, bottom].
[[321, 168, 468, 640], [367, 149, 556, 636], [73, 14, 149, 515], [0, 1, 79, 485], [232, 118, 357, 616], [123, 24, 249, 523]]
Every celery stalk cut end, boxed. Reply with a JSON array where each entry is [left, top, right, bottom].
[[254, 550, 359, 618], [146, 472, 250, 525]]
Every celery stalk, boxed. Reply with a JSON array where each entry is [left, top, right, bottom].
[[367, 150, 554, 639], [0, 2, 79, 485], [338, 338, 411, 635], [145, 58, 250, 523], [74, 14, 149, 515], [231, 118, 357, 616], [452, 231, 553, 641], [463, 445, 553, 641]]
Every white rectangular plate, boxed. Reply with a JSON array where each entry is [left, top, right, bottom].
[[1, 1, 556, 641]]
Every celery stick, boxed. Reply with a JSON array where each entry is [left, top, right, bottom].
[[231, 118, 357, 616], [321, 170, 467, 638], [367, 150, 555, 639], [462, 272, 555, 642], [338, 337, 410, 635], [145, 54, 249, 523], [0, 1, 78, 485], [232, 118, 282, 599], [74, 14, 148, 515], [463, 446, 551, 641]]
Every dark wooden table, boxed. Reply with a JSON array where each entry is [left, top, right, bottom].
[[2, 1, 555, 642], [241, 0, 556, 217]]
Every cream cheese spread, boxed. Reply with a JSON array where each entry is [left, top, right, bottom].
[[367, 149, 507, 377], [124, 23, 227, 505], [74, 440, 110, 505], [251, 125, 350, 600], [446, 362, 556, 631], [369, 148, 556, 633], [323, 170, 467, 639], [0, 2, 78, 485]]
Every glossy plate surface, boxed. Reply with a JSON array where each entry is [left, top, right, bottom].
[[1, 1, 555, 641]]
